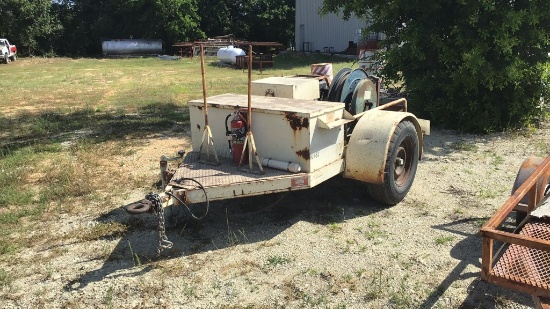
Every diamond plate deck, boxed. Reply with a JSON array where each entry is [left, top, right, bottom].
[[169, 152, 297, 191], [492, 220, 550, 292]]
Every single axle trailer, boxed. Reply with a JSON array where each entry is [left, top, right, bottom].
[[125, 49, 429, 254]]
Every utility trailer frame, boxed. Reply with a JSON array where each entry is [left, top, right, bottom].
[[480, 156, 550, 308], [158, 96, 428, 207]]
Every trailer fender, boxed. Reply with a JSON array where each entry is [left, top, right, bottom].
[[511, 156, 550, 225], [344, 109, 426, 184]]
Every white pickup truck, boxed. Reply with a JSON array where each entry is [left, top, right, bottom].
[[0, 39, 17, 64]]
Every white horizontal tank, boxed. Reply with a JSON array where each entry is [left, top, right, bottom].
[[217, 46, 245, 64], [102, 39, 162, 55]]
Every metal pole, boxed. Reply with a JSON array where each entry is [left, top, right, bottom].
[[200, 44, 209, 126], [196, 44, 220, 165], [247, 45, 253, 129]]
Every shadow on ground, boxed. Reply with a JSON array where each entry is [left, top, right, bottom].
[[417, 218, 532, 308], [0, 102, 189, 155], [207, 52, 354, 72], [64, 175, 389, 291]]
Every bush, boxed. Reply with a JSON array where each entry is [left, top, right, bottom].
[[323, 0, 550, 132]]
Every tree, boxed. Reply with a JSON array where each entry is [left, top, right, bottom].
[[198, 0, 295, 47], [55, 0, 204, 55], [322, 0, 550, 132], [0, 0, 62, 56]]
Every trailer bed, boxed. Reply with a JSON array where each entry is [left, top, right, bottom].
[[167, 152, 345, 204]]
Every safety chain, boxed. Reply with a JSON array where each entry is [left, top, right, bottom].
[[145, 192, 173, 255]]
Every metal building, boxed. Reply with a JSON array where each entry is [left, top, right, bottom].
[[295, 0, 367, 53]]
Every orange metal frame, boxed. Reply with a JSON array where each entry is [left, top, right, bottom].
[[480, 156, 550, 304]]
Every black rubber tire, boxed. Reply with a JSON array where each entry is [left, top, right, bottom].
[[3, 53, 8, 64], [124, 199, 152, 214], [10, 54, 16, 62], [367, 120, 419, 205]]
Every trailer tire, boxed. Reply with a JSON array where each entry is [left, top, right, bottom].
[[10, 54, 16, 62], [367, 120, 419, 205]]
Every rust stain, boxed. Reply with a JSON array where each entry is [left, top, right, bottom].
[[174, 191, 191, 204], [296, 148, 310, 160], [285, 112, 309, 131]]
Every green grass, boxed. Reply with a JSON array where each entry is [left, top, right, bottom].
[[434, 235, 455, 245], [0, 268, 10, 287], [449, 141, 478, 152]]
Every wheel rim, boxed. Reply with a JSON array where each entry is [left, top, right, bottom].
[[394, 138, 414, 187]]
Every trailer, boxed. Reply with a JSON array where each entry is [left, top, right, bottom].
[[480, 156, 550, 308], [125, 46, 430, 254]]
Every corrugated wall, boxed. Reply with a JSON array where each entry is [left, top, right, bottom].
[[295, 0, 367, 53]]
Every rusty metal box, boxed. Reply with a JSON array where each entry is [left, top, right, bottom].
[[188, 94, 345, 173], [251, 76, 320, 100]]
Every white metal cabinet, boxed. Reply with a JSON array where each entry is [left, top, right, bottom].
[[188, 94, 345, 173], [251, 76, 320, 100]]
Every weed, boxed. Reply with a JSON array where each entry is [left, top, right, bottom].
[[492, 154, 504, 166], [244, 277, 259, 293], [365, 269, 388, 300], [304, 268, 319, 276], [127, 240, 141, 267], [473, 217, 488, 227], [342, 273, 354, 283], [389, 275, 416, 308], [226, 209, 248, 246], [0, 268, 10, 287], [103, 286, 114, 307], [434, 235, 456, 245], [183, 283, 196, 298], [477, 188, 498, 199], [0, 240, 17, 255], [266, 255, 291, 267], [365, 228, 386, 241], [450, 141, 478, 152], [327, 222, 342, 233]]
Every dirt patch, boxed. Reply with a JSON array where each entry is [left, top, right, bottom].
[[1, 124, 549, 308]]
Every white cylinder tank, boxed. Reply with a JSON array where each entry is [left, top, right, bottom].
[[217, 46, 245, 64]]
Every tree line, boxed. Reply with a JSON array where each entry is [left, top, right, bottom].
[[0, 0, 295, 56], [2, 0, 548, 132]]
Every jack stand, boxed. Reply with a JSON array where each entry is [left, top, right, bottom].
[[197, 43, 220, 166], [238, 131, 264, 174], [197, 125, 220, 165], [237, 44, 264, 174]]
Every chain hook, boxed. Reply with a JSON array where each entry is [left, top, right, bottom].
[[145, 192, 173, 255]]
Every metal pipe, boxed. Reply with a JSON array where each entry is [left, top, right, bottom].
[[375, 98, 408, 112], [247, 45, 253, 129], [200, 44, 209, 126]]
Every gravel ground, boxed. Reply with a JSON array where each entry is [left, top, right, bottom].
[[1, 122, 549, 308]]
